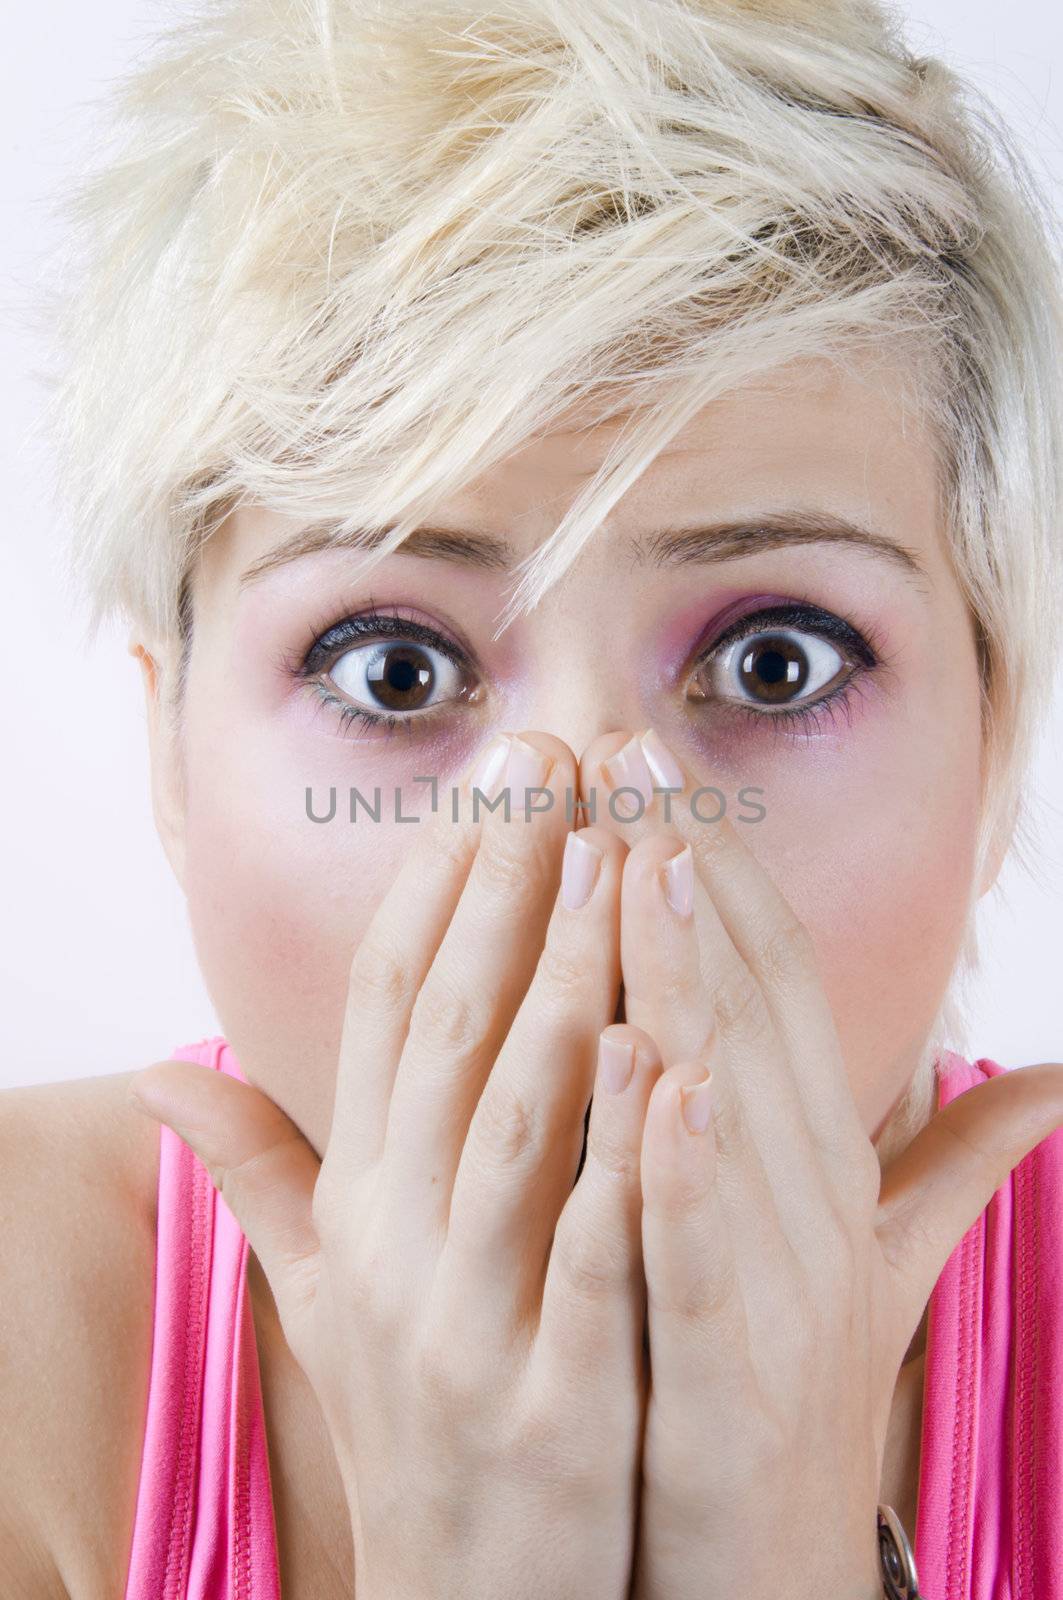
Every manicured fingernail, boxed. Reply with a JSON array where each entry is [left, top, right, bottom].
[[561, 831, 603, 909], [639, 728, 685, 790], [471, 733, 512, 801], [679, 1071, 713, 1134], [504, 735, 553, 812], [662, 844, 693, 917], [599, 1034, 635, 1094], [601, 735, 654, 820]]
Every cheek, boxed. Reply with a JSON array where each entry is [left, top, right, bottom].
[[735, 690, 983, 1122], [179, 704, 421, 1091]]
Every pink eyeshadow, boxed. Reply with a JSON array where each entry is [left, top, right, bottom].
[[655, 590, 804, 678]]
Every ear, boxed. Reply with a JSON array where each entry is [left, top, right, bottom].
[[129, 634, 187, 890], [976, 790, 1018, 900]]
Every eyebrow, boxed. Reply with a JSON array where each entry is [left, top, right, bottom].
[[237, 508, 930, 590]]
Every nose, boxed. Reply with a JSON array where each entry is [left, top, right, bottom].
[[483, 613, 689, 834]]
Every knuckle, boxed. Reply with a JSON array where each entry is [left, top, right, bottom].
[[472, 1080, 542, 1173], [753, 911, 816, 992], [703, 1071, 746, 1163], [409, 971, 490, 1059], [552, 1217, 635, 1304], [648, 964, 703, 1015], [212, 1122, 302, 1212], [584, 1118, 641, 1188], [435, 820, 477, 874], [712, 961, 771, 1045], [650, 1252, 743, 1328], [348, 928, 415, 1016], [533, 936, 591, 1009], [473, 830, 538, 901], [695, 817, 731, 862], [647, 1163, 710, 1224]]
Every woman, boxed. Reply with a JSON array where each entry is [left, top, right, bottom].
[[4, 0, 1063, 1595]]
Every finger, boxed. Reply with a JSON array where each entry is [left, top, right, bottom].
[[380, 732, 579, 1241], [579, 727, 683, 838], [324, 733, 501, 1185], [640, 1055, 761, 1418], [643, 1035, 803, 1367], [654, 746, 869, 1176], [439, 826, 627, 1331], [618, 830, 712, 1064], [583, 728, 858, 1201], [535, 1024, 662, 1393], [577, 727, 695, 1035], [617, 794, 837, 1260], [877, 1061, 1063, 1311], [600, 724, 870, 1192], [127, 1061, 321, 1361]]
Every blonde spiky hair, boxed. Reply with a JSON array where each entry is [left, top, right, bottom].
[[39, 0, 1063, 1125]]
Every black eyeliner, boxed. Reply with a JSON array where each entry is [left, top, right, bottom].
[[299, 610, 472, 678], [706, 600, 880, 667]]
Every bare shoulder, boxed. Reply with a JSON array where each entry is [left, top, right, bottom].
[[0, 1069, 164, 1600]]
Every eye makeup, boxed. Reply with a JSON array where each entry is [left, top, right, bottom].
[[275, 597, 482, 741], [275, 583, 895, 746], [682, 597, 889, 740]]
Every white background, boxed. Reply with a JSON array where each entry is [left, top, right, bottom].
[[1, 1, 1061, 1087]]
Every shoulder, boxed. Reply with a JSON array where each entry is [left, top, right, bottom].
[[0, 1069, 164, 1599]]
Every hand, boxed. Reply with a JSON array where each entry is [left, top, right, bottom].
[[128, 731, 662, 1600], [584, 728, 1063, 1600]]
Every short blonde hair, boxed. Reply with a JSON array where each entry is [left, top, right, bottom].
[[41, 0, 1063, 1115]]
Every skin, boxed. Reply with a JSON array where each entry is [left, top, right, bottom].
[[132, 351, 1013, 1593]]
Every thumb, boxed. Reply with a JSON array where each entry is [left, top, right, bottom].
[[129, 1061, 322, 1346], [877, 1061, 1063, 1309]]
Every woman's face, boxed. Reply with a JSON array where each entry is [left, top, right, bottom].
[[140, 354, 991, 1160]]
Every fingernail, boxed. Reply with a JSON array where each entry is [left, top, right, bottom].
[[679, 1072, 713, 1134], [662, 844, 693, 917], [601, 735, 654, 820], [639, 728, 685, 791], [561, 831, 603, 910], [471, 732, 512, 801], [504, 735, 553, 812], [599, 1034, 635, 1094]]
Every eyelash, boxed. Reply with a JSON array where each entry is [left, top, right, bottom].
[[279, 596, 888, 741], [277, 596, 475, 742], [693, 599, 888, 741]]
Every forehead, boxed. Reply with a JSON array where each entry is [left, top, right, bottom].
[[201, 349, 945, 584], [463, 350, 939, 531]]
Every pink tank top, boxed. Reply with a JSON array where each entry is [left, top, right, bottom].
[[123, 1036, 282, 1600], [122, 1038, 1063, 1598], [916, 1048, 1063, 1598]]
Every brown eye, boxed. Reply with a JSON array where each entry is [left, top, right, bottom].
[[328, 639, 469, 718], [688, 627, 848, 711]]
